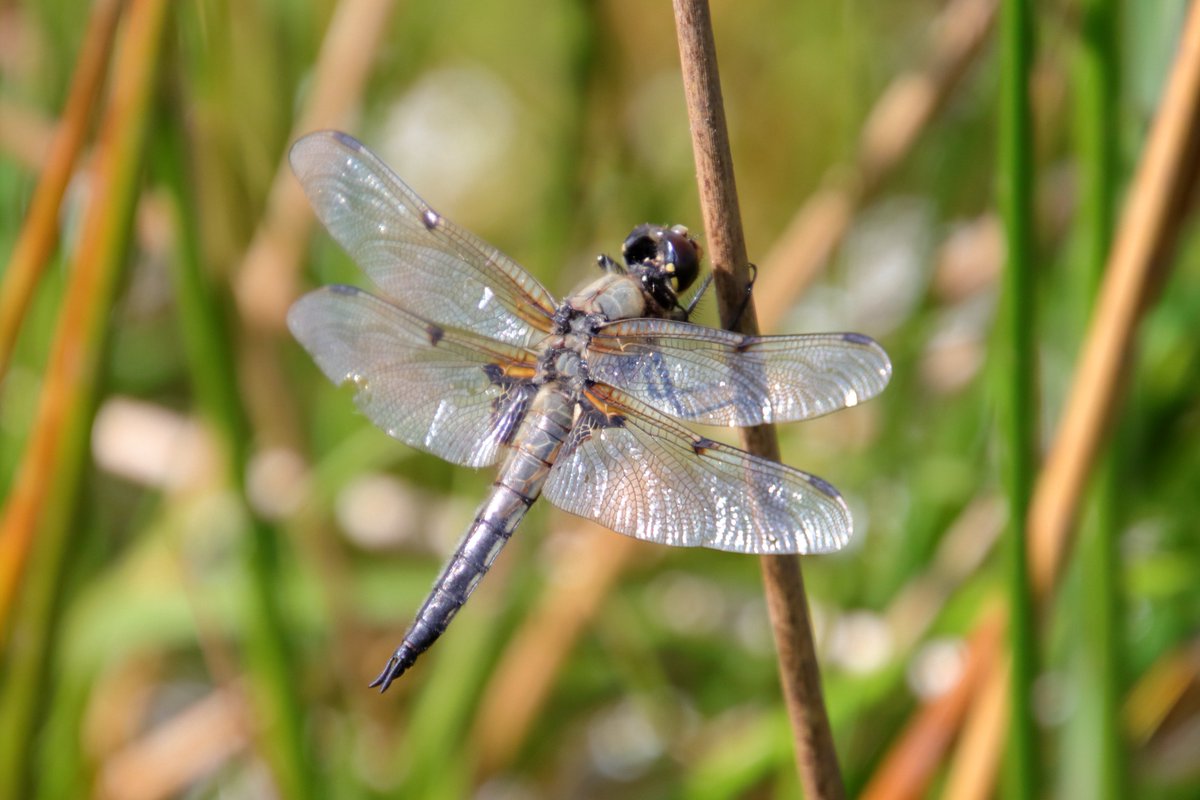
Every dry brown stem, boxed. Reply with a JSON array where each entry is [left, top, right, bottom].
[[941, 651, 1009, 800], [861, 605, 1004, 800], [673, 1, 844, 796], [1028, 1, 1200, 596], [95, 688, 249, 800]]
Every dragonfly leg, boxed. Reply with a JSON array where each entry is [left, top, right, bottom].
[[680, 272, 713, 319], [597, 253, 625, 274], [727, 262, 758, 329]]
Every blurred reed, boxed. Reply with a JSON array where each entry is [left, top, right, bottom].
[[874, 5, 1200, 798], [0, 1, 168, 797], [0, 0, 120, 378], [996, 0, 1039, 795], [1075, 0, 1124, 795]]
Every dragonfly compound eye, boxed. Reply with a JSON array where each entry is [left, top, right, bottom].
[[661, 226, 701, 293], [621, 224, 661, 267], [621, 224, 703, 294]]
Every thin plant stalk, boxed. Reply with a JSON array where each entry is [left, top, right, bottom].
[[233, 0, 398, 332], [997, 0, 1038, 796], [0, 1, 169, 796], [671, 1, 844, 797], [1076, 0, 1124, 795], [860, 604, 1006, 800]]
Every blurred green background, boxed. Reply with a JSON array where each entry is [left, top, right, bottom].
[[1, 0, 1198, 798]]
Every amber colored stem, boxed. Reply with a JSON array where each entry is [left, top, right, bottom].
[[0, 0, 123, 377], [1029, 0, 1200, 596]]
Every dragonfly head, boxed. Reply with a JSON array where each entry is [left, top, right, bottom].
[[622, 224, 703, 312]]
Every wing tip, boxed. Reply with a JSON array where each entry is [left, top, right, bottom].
[[800, 472, 853, 554], [330, 130, 364, 149], [287, 284, 359, 335], [841, 331, 894, 388], [805, 472, 841, 501], [285, 291, 315, 340], [289, 129, 367, 176]]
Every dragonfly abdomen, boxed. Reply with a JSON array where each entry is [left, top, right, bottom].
[[369, 497, 525, 692], [369, 386, 574, 692]]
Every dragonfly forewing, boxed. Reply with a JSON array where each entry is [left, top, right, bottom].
[[290, 131, 559, 348]]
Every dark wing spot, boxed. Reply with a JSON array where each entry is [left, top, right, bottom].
[[805, 473, 842, 500], [331, 130, 364, 150], [422, 208, 441, 230], [691, 436, 718, 456], [329, 284, 361, 296], [842, 332, 874, 346], [426, 323, 445, 345]]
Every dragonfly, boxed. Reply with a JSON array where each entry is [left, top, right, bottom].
[[287, 131, 892, 692]]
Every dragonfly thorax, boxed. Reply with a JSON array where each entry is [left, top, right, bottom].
[[564, 272, 648, 322], [534, 343, 587, 390]]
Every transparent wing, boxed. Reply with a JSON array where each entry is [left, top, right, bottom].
[[543, 386, 851, 554], [290, 131, 558, 347], [288, 284, 538, 468], [586, 319, 891, 426]]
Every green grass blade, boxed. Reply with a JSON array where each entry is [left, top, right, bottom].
[[1076, 0, 1126, 796], [997, 0, 1038, 796]]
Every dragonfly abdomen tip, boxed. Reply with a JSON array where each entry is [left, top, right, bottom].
[[368, 646, 418, 693]]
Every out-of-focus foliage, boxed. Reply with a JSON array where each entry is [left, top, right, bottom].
[[1, 1, 1197, 798]]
